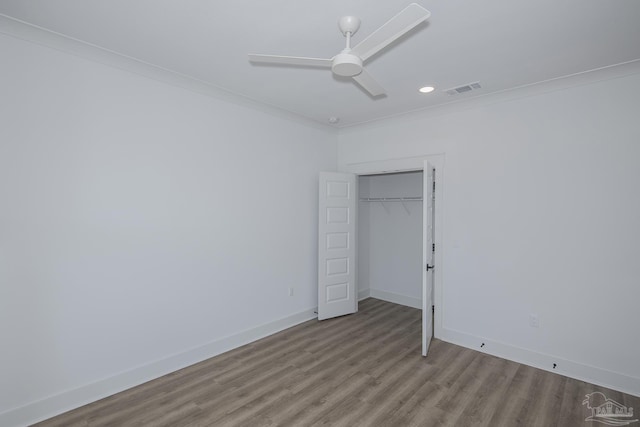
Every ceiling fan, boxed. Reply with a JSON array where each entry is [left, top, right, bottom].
[[248, 3, 431, 97]]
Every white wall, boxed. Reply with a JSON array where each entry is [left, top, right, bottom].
[[339, 71, 640, 396], [0, 32, 336, 424], [358, 173, 423, 306], [357, 177, 370, 299]]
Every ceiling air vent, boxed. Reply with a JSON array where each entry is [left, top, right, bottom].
[[445, 82, 482, 96]]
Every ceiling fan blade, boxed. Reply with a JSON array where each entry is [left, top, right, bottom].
[[352, 68, 386, 97], [248, 54, 332, 68], [351, 3, 430, 62]]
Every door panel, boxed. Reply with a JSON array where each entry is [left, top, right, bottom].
[[326, 232, 349, 250], [326, 282, 349, 301], [318, 172, 357, 320]]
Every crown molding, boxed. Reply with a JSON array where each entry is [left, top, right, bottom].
[[0, 14, 337, 134], [339, 58, 640, 131]]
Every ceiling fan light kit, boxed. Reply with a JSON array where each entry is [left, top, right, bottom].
[[249, 3, 431, 97]]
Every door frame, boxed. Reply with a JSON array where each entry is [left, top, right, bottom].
[[339, 154, 445, 341]]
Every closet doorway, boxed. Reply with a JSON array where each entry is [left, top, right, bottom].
[[358, 171, 424, 308], [318, 156, 442, 357]]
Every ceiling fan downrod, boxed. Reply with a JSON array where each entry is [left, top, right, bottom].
[[333, 15, 362, 76]]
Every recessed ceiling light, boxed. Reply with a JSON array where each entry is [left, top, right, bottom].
[[419, 86, 435, 94], [328, 116, 340, 124]]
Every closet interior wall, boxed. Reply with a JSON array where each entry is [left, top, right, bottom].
[[358, 171, 423, 306]]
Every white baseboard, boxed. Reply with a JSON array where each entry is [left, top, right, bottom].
[[438, 327, 640, 398], [0, 308, 317, 427], [369, 289, 421, 309], [358, 288, 371, 301]]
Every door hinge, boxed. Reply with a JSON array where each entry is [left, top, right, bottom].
[[432, 243, 435, 252]]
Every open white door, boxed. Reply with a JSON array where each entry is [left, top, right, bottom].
[[422, 162, 435, 356], [318, 172, 357, 320]]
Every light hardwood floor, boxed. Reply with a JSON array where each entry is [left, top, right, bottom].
[[34, 298, 639, 426]]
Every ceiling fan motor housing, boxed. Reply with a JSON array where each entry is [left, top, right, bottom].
[[332, 52, 363, 77]]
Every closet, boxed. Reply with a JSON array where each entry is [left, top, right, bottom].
[[357, 171, 424, 308]]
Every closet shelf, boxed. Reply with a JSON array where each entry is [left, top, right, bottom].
[[359, 197, 423, 202]]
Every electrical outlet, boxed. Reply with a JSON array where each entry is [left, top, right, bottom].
[[529, 314, 540, 328], [288, 287, 294, 297]]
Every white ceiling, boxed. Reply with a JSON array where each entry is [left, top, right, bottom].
[[1, 0, 640, 127]]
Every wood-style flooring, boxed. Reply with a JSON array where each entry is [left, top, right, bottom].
[[34, 298, 640, 426]]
